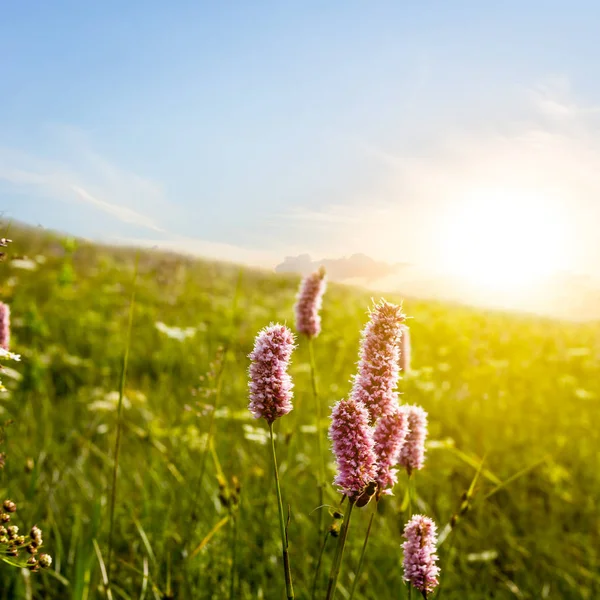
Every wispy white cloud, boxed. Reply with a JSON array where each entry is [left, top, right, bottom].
[[0, 131, 167, 233], [69, 184, 165, 232]]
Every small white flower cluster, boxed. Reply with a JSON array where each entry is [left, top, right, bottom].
[[155, 321, 197, 341]]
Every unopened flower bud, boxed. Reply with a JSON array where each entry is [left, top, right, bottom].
[[38, 553, 52, 568], [30, 525, 43, 545], [3, 500, 16, 513], [7, 525, 18, 539]]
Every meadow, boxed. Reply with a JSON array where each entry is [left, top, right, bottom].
[[0, 222, 598, 599]]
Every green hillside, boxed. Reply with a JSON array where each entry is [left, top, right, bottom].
[[0, 223, 598, 599]]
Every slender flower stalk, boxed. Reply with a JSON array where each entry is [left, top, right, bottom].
[[294, 267, 326, 338], [308, 338, 326, 539], [351, 300, 405, 422], [326, 399, 377, 600], [348, 500, 377, 600], [269, 422, 295, 600], [398, 405, 429, 476], [399, 324, 411, 374], [0, 302, 10, 351], [294, 269, 328, 537], [402, 515, 440, 598], [248, 324, 296, 599]]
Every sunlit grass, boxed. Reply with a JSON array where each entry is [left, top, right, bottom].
[[0, 223, 598, 598]]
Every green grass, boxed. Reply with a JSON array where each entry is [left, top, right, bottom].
[[0, 223, 599, 599]]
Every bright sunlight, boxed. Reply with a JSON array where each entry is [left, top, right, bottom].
[[439, 187, 572, 289]]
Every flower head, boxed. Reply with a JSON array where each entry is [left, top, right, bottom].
[[402, 515, 440, 596], [248, 324, 296, 424], [0, 303, 10, 351], [398, 405, 428, 475], [329, 398, 377, 499], [351, 300, 405, 421], [373, 407, 409, 494], [399, 324, 411, 374], [294, 267, 327, 338]]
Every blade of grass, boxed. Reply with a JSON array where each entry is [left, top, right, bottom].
[[107, 253, 140, 582], [189, 516, 230, 559], [93, 538, 114, 600]]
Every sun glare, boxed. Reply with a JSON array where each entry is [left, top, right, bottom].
[[440, 188, 571, 290]]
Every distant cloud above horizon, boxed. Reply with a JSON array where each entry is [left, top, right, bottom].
[[275, 253, 408, 282]]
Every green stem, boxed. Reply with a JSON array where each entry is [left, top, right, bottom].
[[107, 253, 139, 581], [325, 500, 355, 600], [311, 532, 330, 600], [349, 501, 377, 600], [308, 337, 326, 539], [269, 422, 295, 600], [407, 473, 415, 600], [229, 513, 238, 600]]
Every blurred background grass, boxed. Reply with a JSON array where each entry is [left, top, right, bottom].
[[0, 223, 598, 599]]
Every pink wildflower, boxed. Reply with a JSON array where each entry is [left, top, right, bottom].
[[402, 515, 440, 596], [399, 324, 411, 374], [351, 300, 405, 421], [0, 303, 10, 351], [373, 407, 408, 494], [329, 398, 377, 500], [398, 405, 428, 475], [294, 267, 327, 338], [248, 324, 296, 424]]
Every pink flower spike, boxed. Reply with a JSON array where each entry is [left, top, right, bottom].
[[248, 324, 296, 424], [351, 300, 405, 421], [399, 324, 411, 374], [329, 398, 377, 500], [294, 267, 327, 338], [0, 303, 10, 351], [373, 407, 408, 494], [402, 514, 440, 596], [398, 405, 428, 475]]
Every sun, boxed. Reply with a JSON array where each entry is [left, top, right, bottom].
[[439, 187, 571, 290]]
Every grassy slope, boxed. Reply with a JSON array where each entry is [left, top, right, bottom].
[[0, 223, 598, 599]]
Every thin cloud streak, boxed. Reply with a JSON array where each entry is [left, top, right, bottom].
[[0, 138, 167, 234], [70, 185, 165, 233]]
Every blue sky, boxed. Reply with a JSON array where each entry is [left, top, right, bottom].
[[2, 1, 600, 278]]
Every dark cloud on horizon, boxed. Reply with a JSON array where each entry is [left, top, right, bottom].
[[275, 253, 409, 282]]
